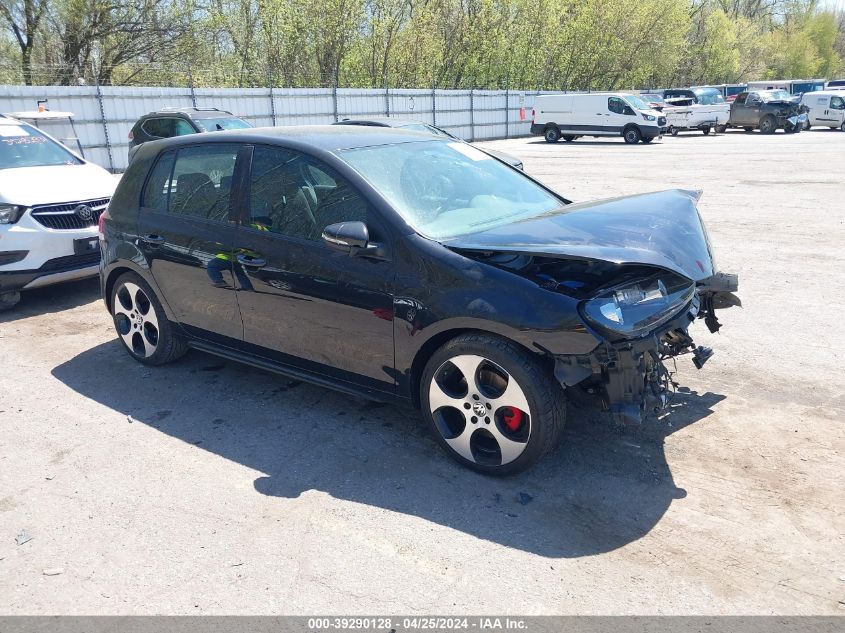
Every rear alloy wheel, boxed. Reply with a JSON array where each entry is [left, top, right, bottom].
[[623, 126, 642, 144], [421, 334, 565, 475], [0, 290, 21, 312], [702, 126, 711, 135], [544, 127, 561, 143], [111, 272, 187, 365], [759, 115, 777, 134], [669, 126, 679, 136], [715, 124, 727, 133]]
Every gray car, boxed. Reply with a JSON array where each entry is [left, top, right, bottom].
[[334, 117, 524, 170]]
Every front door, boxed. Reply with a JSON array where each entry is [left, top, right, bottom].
[[606, 96, 636, 134], [137, 143, 244, 342], [232, 144, 396, 393]]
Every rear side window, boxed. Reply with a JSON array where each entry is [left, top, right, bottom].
[[831, 96, 845, 109], [141, 150, 175, 211], [141, 118, 194, 138], [142, 144, 239, 221]]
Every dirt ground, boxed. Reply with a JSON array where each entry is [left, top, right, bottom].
[[1, 128, 843, 615]]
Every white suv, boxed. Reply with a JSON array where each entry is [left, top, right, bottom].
[[0, 115, 116, 311]]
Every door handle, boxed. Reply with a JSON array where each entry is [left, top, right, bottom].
[[141, 234, 165, 245], [236, 254, 267, 268]]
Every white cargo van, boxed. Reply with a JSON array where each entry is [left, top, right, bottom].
[[530, 93, 668, 144], [800, 91, 845, 130]]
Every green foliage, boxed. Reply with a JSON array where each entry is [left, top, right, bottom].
[[0, 0, 842, 86]]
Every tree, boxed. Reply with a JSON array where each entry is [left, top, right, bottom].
[[0, 0, 48, 84]]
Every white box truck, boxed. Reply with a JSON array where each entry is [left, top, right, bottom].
[[530, 93, 668, 144]]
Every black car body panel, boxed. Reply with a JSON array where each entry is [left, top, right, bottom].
[[102, 125, 738, 430]]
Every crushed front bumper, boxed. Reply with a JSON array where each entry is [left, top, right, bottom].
[[554, 273, 739, 424]]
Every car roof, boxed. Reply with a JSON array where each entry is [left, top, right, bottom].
[[139, 124, 440, 152], [142, 107, 238, 119]]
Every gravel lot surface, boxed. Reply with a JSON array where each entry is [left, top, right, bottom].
[[1, 128, 843, 614]]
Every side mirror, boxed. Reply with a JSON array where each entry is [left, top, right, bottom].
[[322, 221, 386, 259]]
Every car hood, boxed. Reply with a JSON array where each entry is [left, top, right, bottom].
[[442, 189, 716, 282], [0, 162, 117, 207]]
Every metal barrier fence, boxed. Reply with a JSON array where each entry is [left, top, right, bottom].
[[0, 85, 560, 172]]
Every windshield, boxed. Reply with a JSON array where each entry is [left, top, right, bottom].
[[624, 95, 650, 110], [0, 123, 82, 169], [194, 117, 251, 132], [338, 140, 564, 239], [693, 88, 725, 105], [761, 90, 790, 102]]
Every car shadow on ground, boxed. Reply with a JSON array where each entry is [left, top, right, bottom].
[[52, 340, 724, 558], [0, 278, 100, 324]]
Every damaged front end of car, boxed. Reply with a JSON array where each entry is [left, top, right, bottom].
[[446, 188, 740, 425], [555, 269, 739, 423]]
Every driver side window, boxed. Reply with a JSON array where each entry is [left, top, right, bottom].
[[248, 145, 372, 242], [830, 96, 845, 110], [608, 97, 625, 115]]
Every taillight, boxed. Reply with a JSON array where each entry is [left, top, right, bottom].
[[127, 130, 134, 141], [98, 208, 110, 239]]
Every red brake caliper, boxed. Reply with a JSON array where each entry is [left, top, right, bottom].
[[502, 407, 523, 432]]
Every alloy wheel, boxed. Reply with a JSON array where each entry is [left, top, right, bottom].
[[113, 282, 159, 358], [428, 354, 531, 467]]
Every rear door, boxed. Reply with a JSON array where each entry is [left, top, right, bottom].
[[231, 144, 396, 393], [137, 143, 245, 342]]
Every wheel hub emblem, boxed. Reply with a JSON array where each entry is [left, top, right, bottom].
[[472, 402, 486, 416], [74, 204, 93, 221]]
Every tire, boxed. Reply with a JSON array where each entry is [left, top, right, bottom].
[[420, 333, 566, 476], [841, 122, 845, 132], [623, 126, 642, 144], [803, 120, 811, 131], [562, 135, 576, 142], [544, 126, 561, 143], [110, 271, 187, 366], [641, 136, 654, 143], [743, 127, 754, 133], [702, 126, 711, 135], [0, 290, 21, 312], [715, 124, 727, 133], [759, 115, 776, 134], [668, 126, 678, 136]]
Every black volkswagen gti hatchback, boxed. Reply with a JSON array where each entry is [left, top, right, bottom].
[[100, 125, 740, 475]]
